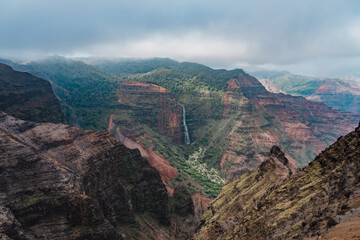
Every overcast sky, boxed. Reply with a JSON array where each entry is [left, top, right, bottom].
[[1, 0, 360, 77]]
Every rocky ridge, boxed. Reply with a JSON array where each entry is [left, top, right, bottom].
[[195, 123, 360, 239]]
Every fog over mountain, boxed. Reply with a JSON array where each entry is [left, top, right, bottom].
[[1, 0, 360, 77]]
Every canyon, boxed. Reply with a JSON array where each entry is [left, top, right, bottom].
[[1, 58, 360, 239], [2, 57, 359, 199], [0, 64, 207, 239]]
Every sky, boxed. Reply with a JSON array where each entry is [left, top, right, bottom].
[[1, 0, 360, 77]]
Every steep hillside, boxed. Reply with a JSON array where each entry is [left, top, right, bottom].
[[195, 123, 360, 240], [252, 70, 360, 113], [0, 63, 65, 123], [0, 57, 120, 130], [0, 111, 210, 240], [257, 78, 284, 94]]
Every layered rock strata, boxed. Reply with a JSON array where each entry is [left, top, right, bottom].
[[0, 112, 168, 239]]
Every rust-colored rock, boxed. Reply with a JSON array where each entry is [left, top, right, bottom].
[[111, 121, 178, 190], [116, 81, 182, 143], [108, 112, 178, 188], [220, 72, 360, 179]]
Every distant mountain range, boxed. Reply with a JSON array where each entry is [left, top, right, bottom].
[[251, 70, 360, 113]]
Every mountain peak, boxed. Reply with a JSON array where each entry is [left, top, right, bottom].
[[258, 146, 297, 181], [269, 145, 289, 165]]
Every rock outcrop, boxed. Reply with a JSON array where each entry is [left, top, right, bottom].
[[258, 78, 284, 94], [0, 111, 169, 239], [195, 123, 360, 239], [0, 63, 65, 124]]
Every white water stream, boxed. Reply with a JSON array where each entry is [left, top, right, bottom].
[[182, 105, 191, 145]]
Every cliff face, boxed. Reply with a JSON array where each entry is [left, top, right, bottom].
[[0, 111, 169, 239], [195, 123, 360, 240], [0, 112, 209, 239], [115, 81, 182, 144], [0, 63, 65, 123], [221, 72, 360, 179], [109, 81, 210, 238], [258, 78, 284, 94], [109, 81, 182, 193]]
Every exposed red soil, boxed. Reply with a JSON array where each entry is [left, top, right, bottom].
[[306, 218, 360, 240], [107, 113, 178, 194], [117, 81, 182, 144], [121, 81, 168, 93], [192, 193, 212, 212], [113, 126, 178, 194]]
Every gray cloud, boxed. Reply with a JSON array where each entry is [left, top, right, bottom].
[[1, 0, 360, 76]]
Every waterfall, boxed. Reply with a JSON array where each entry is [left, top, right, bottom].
[[182, 105, 191, 145]]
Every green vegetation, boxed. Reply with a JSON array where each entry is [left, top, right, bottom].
[[270, 74, 324, 96], [251, 69, 360, 113], [28, 57, 120, 130], [251, 70, 325, 96], [85, 57, 179, 76], [17, 57, 342, 199], [115, 65, 243, 198]]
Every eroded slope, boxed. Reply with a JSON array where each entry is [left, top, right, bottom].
[[195, 123, 360, 240]]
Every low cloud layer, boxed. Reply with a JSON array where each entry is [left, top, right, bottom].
[[1, 0, 360, 77]]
